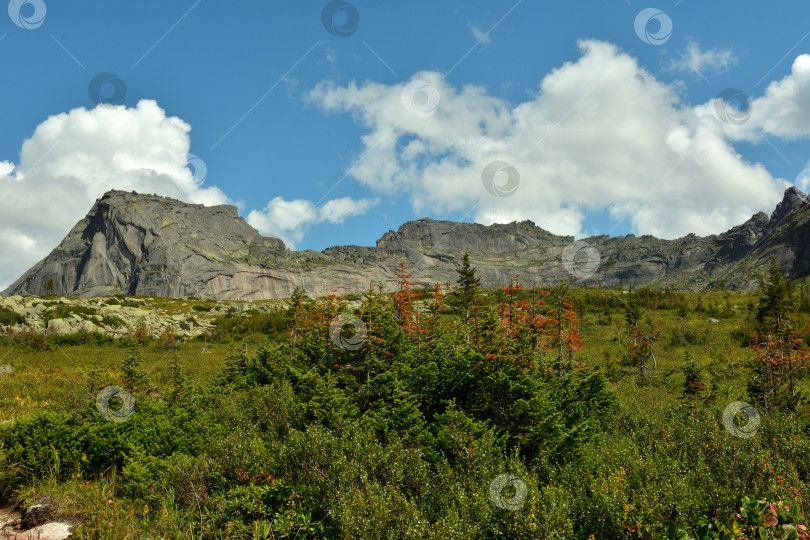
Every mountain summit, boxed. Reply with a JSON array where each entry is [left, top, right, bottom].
[[4, 188, 809, 300]]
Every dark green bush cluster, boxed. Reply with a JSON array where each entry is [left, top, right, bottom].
[[208, 309, 286, 342], [0, 306, 25, 326], [106, 297, 142, 308], [101, 314, 128, 328], [42, 304, 97, 324], [0, 400, 206, 486], [47, 331, 119, 347]]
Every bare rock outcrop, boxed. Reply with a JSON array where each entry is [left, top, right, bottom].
[[3, 187, 810, 300]]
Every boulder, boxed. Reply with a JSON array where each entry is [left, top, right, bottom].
[[20, 501, 51, 530], [23, 304, 46, 317], [27, 320, 45, 332], [14, 521, 73, 540], [75, 320, 99, 333], [126, 308, 151, 319], [47, 319, 72, 335]]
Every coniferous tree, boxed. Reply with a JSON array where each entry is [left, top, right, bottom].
[[455, 249, 481, 345], [168, 351, 192, 406], [424, 283, 446, 344], [799, 276, 810, 313], [756, 256, 794, 337], [749, 256, 807, 409], [622, 284, 651, 379], [358, 283, 395, 380], [548, 281, 584, 370], [646, 301, 661, 370], [682, 350, 704, 397], [285, 286, 309, 357], [120, 344, 148, 394]]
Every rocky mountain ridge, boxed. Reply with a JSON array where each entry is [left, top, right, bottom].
[[3, 188, 810, 300]]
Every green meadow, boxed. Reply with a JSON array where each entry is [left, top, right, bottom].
[[0, 259, 809, 539]]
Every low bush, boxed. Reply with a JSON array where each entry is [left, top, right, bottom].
[[209, 310, 286, 342], [43, 304, 97, 324], [0, 307, 24, 326], [101, 314, 127, 328]]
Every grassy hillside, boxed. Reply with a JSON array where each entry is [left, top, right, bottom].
[[0, 264, 809, 538]]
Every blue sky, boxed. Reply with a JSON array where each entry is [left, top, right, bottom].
[[2, 1, 810, 287]]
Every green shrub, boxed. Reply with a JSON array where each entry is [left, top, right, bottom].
[[0, 307, 24, 326], [101, 314, 127, 328], [107, 298, 142, 308], [209, 480, 324, 537], [0, 442, 20, 503], [0, 399, 208, 487], [209, 310, 285, 341], [47, 331, 117, 347], [43, 304, 97, 324]]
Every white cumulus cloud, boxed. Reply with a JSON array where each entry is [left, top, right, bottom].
[[308, 39, 791, 241], [714, 54, 810, 141], [0, 100, 230, 289], [246, 198, 319, 248], [320, 196, 378, 223], [246, 196, 377, 249], [666, 39, 738, 76]]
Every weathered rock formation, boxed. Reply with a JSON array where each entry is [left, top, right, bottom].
[[3, 188, 810, 300], [0, 293, 285, 338]]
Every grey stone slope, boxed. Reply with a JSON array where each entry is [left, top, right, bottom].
[[3, 187, 809, 300]]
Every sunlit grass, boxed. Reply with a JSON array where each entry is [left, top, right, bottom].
[[0, 341, 233, 422]]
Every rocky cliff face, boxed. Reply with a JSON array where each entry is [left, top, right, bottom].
[[3, 188, 810, 300]]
